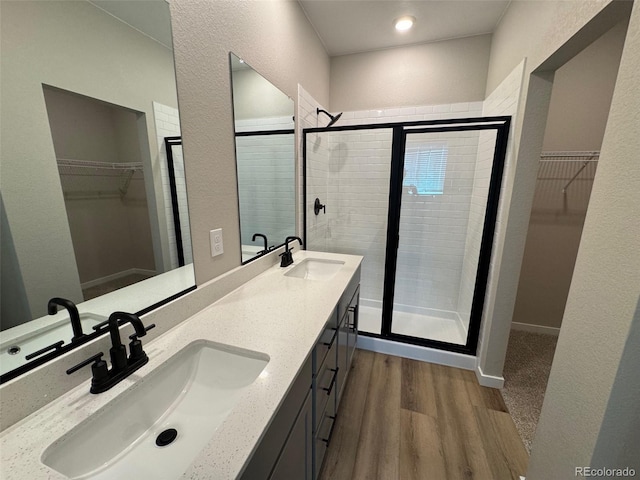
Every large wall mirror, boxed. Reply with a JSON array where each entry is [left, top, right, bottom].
[[229, 53, 296, 263], [0, 0, 194, 381]]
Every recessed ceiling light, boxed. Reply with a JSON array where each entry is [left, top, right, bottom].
[[394, 15, 415, 32]]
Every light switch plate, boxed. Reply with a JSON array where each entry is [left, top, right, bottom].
[[210, 228, 223, 257]]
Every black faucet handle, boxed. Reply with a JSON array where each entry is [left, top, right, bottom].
[[66, 352, 105, 375], [314, 198, 326, 215], [128, 323, 156, 341]]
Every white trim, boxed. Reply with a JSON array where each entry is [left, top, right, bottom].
[[357, 336, 476, 370], [511, 321, 560, 337], [475, 364, 505, 389], [80, 268, 157, 289]]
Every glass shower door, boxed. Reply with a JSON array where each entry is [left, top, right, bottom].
[[387, 127, 500, 347], [305, 128, 394, 334]]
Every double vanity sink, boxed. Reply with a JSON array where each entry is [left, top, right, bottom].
[[0, 251, 361, 480]]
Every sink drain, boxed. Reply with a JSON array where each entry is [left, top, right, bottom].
[[7, 346, 20, 355], [156, 428, 178, 447]]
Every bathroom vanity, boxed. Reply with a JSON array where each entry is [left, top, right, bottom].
[[0, 251, 361, 479]]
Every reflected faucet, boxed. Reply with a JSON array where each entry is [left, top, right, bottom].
[[48, 297, 84, 342], [252, 233, 269, 254], [280, 236, 303, 267]]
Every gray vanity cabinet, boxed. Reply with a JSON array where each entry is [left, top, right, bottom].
[[241, 267, 361, 480], [240, 357, 312, 480], [314, 268, 360, 478], [270, 393, 313, 480]]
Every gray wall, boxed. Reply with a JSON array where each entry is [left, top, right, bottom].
[[170, 0, 330, 285], [512, 20, 627, 330], [476, 0, 630, 378], [478, 0, 640, 476], [329, 34, 492, 111], [542, 20, 628, 151], [529, 1, 640, 474], [0, 1, 178, 321]]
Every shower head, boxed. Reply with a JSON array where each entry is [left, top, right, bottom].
[[317, 108, 343, 127]]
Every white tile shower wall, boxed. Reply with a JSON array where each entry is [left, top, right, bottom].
[[337, 102, 483, 127], [298, 85, 330, 251], [234, 117, 295, 246], [326, 129, 393, 302], [304, 101, 483, 312], [152, 102, 193, 269], [459, 61, 526, 339]]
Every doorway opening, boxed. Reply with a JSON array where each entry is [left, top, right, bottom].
[[502, 18, 629, 452]]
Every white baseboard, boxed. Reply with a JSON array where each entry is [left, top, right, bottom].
[[511, 321, 560, 336], [357, 335, 476, 371], [475, 364, 505, 389], [81, 268, 156, 289]]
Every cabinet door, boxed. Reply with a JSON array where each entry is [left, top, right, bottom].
[[270, 393, 313, 480]]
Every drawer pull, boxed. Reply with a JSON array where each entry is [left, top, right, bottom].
[[322, 367, 339, 396], [322, 327, 338, 347], [320, 415, 337, 444]]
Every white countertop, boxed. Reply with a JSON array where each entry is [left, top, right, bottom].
[[0, 250, 362, 479]]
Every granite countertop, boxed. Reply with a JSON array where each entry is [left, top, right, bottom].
[[0, 250, 362, 479]]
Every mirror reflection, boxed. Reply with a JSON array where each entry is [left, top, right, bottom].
[[229, 53, 296, 263], [0, 0, 194, 378]]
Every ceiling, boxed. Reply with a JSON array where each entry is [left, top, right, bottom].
[[298, 0, 511, 57]]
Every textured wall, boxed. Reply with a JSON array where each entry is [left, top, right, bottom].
[[476, 0, 630, 380], [542, 20, 627, 151], [330, 34, 491, 112], [170, 0, 329, 285], [528, 1, 640, 475]]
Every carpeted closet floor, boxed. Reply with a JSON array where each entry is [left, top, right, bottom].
[[501, 329, 558, 453]]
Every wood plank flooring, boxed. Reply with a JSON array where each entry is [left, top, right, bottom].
[[319, 350, 528, 480]]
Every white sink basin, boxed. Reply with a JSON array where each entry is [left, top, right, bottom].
[[42, 340, 269, 479], [284, 258, 345, 280]]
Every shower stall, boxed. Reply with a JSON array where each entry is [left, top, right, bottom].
[[303, 117, 510, 354]]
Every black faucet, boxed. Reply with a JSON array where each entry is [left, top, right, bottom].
[[67, 311, 155, 394], [280, 236, 303, 267], [48, 297, 84, 343], [252, 233, 269, 254]]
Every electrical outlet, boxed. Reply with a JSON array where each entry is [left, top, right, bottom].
[[210, 228, 223, 257]]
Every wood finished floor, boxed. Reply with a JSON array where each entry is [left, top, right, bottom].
[[319, 350, 528, 480]]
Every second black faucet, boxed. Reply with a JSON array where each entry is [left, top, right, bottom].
[[280, 236, 303, 267]]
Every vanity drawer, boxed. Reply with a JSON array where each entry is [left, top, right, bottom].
[[314, 319, 338, 371], [314, 339, 338, 430], [314, 388, 337, 478]]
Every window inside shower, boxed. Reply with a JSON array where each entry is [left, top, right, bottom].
[[303, 118, 509, 354]]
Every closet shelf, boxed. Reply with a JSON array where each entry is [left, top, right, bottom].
[[540, 151, 599, 161], [56, 158, 144, 171]]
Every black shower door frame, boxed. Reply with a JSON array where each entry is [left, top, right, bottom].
[[303, 116, 511, 356]]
